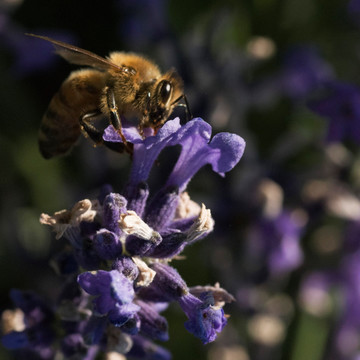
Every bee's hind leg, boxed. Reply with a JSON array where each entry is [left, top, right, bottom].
[[106, 87, 132, 155], [80, 111, 126, 153], [80, 111, 103, 143]]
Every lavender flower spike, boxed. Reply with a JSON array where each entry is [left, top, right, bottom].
[[6, 111, 246, 359]]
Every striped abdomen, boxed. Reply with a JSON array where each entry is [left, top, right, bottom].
[[38, 69, 105, 158]]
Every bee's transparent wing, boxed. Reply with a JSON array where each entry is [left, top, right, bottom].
[[26, 33, 122, 71]]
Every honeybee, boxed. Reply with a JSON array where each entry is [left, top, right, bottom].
[[27, 34, 191, 159]]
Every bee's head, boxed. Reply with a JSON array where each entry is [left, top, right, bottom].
[[147, 69, 184, 127]]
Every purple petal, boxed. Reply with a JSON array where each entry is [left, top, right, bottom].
[[129, 118, 182, 183], [108, 303, 140, 327], [77, 271, 108, 296], [166, 120, 245, 191], [178, 292, 227, 344]]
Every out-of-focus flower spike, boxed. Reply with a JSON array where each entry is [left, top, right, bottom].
[[60, 334, 87, 358], [105, 325, 133, 354]]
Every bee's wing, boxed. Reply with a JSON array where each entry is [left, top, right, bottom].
[[26, 33, 122, 71]]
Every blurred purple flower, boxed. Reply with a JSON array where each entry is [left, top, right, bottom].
[[0, 15, 76, 76], [280, 46, 334, 100], [115, 0, 169, 50], [1, 290, 55, 359], [247, 211, 304, 276], [348, 0, 360, 23], [299, 220, 360, 359], [308, 82, 360, 144]]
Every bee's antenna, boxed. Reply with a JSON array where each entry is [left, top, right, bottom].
[[172, 94, 193, 122]]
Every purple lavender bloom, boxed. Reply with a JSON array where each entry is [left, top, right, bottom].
[[178, 292, 227, 344], [138, 263, 227, 343], [103, 118, 245, 191], [164, 119, 246, 192], [78, 270, 140, 327], [31, 116, 244, 358], [308, 82, 360, 144]]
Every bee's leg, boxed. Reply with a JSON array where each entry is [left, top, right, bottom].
[[80, 111, 103, 144], [172, 94, 193, 122], [106, 87, 132, 154], [183, 94, 193, 122], [80, 112, 126, 154], [137, 92, 151, 138]]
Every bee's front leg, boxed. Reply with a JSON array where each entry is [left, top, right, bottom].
[[106, 87, 132, 154]]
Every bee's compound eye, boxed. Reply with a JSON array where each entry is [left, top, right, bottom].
[[159, 80, 172, 104]]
